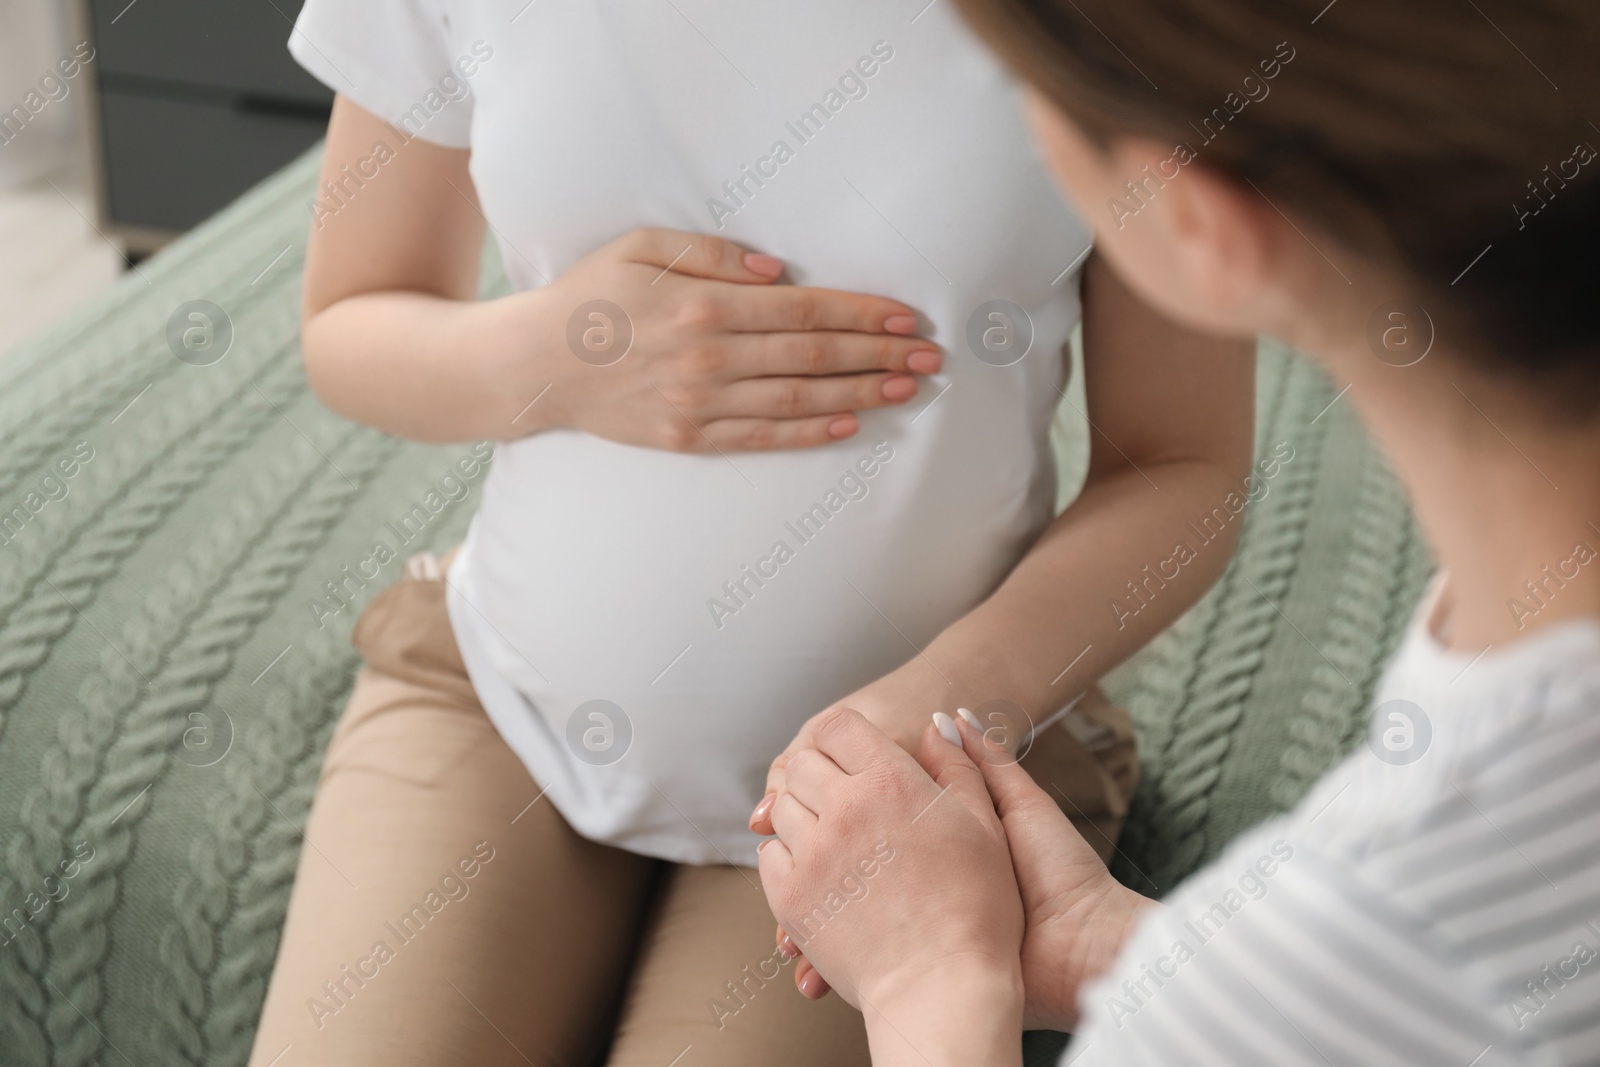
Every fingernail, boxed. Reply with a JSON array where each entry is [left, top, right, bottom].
[[881, 375, 918, 402], [750, 792, 776, 827], [884, 314, 918, 335], [956, 707, 981, 731], [744, 252, 784, 277], [757, 838, 773, 853], [779, 932, 801, 958], [827, 415, 858, 438], [932, 711, 961, 747], [905, 349, 942, 374], [798, 969, 825, 998]]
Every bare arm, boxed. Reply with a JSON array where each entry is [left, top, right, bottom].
[[300, 97, 504, 440], [924, 250, 1257, 723], [762, 251, 1255, 797], [300, 95, 942, 447]]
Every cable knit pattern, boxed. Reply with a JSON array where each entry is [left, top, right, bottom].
[[0, 340, 305, 739], [1268, 451, 1429, 810], [1105, 351, 1293, 893], [0, 148, 1430, 1066], [0, 242, 299, 507], [41, 428, 399, 1067], [198, 636, 358, 1067], [1112, 350, 1328, 891], [153, 486, 476, 1065], [151, 628, 353, 1065], [5, 426, 379, 1064]]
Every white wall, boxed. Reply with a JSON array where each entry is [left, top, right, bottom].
[[0, 0, 86, 185]]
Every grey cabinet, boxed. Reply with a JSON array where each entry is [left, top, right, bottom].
[[82, 0, 332, 254]]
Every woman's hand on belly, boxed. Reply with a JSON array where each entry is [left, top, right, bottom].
[[297, 99, 942, 448], [528, 228, 944, 452]]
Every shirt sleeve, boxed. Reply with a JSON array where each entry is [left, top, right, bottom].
[[288, 0, 475, 148], [1063, 831, 1519, 1067]]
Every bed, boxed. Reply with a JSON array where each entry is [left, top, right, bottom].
[[0, 145, 1431, 1065]]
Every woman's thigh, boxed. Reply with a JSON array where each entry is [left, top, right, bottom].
[[604, 863, 871, 1067], [248, 558, 658, 1067]]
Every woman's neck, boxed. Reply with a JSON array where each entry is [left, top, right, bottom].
[[1318, 330, 1600, 652]]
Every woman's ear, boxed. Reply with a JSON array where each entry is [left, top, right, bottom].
[[1019, 91, 1289, 335], [1102, 139, 1282, 332]]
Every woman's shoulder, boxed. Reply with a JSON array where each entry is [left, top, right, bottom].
[[1302, 609, 1600, 854]]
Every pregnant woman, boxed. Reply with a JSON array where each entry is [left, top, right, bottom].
[[757, 0, 1600, 1063], [246, 2, 1254, 1065]]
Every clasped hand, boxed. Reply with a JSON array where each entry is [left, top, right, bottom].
[[752, 707, 1152, 1033]]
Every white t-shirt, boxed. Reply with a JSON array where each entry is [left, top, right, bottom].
[[1069, 580, 1600, 1064], [290, 0, 1092, 864]]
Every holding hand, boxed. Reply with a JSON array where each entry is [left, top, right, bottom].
[[753, 662, 984, 836], [750, 663, 1028, 1000], [756, 709, 1152, 1037], [957, 716, 1152, 1031], [754, 707, 1026, 1056], [532, 228, 941, 451], [749, 660, 1049, 1001]]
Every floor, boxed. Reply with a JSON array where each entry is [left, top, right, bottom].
[[0, 154, 124, 359]]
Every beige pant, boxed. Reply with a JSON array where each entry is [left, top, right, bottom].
[[247, 551, 1139, 1067]]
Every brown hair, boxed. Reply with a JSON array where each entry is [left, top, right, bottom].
[[955, 0, 1600, 399]]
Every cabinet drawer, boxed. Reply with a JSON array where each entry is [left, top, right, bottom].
[[87, 0, 329, 105], [98, 90, 326, 232]]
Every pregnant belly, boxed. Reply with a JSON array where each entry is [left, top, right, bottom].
[[462, 427, 1046, 794]]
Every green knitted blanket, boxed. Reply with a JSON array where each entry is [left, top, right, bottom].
[[0, 147, 1430, 1067]]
